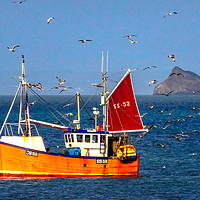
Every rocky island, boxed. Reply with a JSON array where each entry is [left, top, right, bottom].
[[153, 66, 200, 95]]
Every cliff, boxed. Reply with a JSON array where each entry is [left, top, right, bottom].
[[153, 66, 200, 95]]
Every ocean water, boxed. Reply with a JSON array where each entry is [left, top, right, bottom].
[[0, 95, 199, 200]]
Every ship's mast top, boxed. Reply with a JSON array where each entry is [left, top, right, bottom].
[[101, 51, 108, 132]]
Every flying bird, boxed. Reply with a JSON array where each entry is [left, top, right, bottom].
[[12, 0, 26, 4], [163, 120, 175, 127], [169, 72, 184, 77], [162, 124, 171, 130], [148, 124, 158, 130], [27, 83, 38, 88], [163, 11, 177, 18], [149, 80, 158, 86], [141, 113, 148, 118], [143, 66, 157, 70], [62, 113, 73, 117], [185, 115, 195, 121], [157, 143, 170, 148], [185, 88, 200, 94], [168, 54, 176, 62], [187, 106, 200, 112], [47, 17, 54, 24], [59, 87, 73, 94], [29, 100, 36, 106], [37, 83, 43, 91], [155, 109, 169, 114], [63, 103, 74, 108], [160, 90, 174, 96], [123, 35, 136, 39], [146, 104, 154, 109], [51, 86, 64, 89], [78, 40, 92, 43], [170, 136, 183, 141], [92, 83, 103, 87], [128, 39, 139, 44], [56, 76, 66, 85], [7, 45, 20, 52]]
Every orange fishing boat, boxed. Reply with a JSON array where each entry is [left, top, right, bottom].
[[0, 54, 147, 178]]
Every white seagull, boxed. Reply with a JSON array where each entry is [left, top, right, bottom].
[[37, 83, 43, 91], [62, 113, 73, 117], [128, 38, 139, 44], [7, 45, 20, 52], [163, 11, 177, 18], [149, 80, 158, 86], [59, 87, 73, 94], [92, 83, 103, 87], [29, 100, 36, 106], [78, 40, 92, 43], [47, 17, 54, 24], [143, 66, 157, 70], [12, 0, 26, 4], [123, 35, 137, 39], [168, 54, 176, 62], [56, 76, 66, 85]]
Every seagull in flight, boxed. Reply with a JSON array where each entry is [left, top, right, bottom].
[[62, 113, 73, 117], [157, 143, 170, 148], [63, 103, 74, 108], [51, 86, 64, 89], [163, 11, 177, 18], [29, 100, 36, 106], [12, 0, 26, 4], [159, 90, 174, 96], [128, 38, 139, 44], [59, 87, 73, 94], [187, 106, 200, 112], [146, 104, 154, 109], [123, 35, 136, 39], [37, 83, 43, 91], [56, 76, 66, 85], [168, 54, 176, 62], [169, 72, 184, 77], [92, 83, 103, 87], [78, 40, 92, 43], [7, 45, 20, 52], [149, 80, 158, 86], [185, 88, 200, 94], [143, 66, 157, 70], [155, 108, 169, 114], [47, 17, 54, 24]]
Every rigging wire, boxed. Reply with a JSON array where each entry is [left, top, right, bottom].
[[28, 87, 71, 126]]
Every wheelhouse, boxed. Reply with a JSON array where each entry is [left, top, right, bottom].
[[63, 128, 132, 158]]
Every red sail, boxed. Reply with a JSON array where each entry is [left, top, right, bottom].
[[107, 71, 145, 133]]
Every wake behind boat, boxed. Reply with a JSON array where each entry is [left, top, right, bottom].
[[0, 55, 147, 178]]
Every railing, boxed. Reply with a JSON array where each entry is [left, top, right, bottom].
[[0, 123, 39, 137]]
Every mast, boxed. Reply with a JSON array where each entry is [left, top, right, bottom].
[[20, 55, 31, 136], [101, 51, 108, 132], [76, 92, 81, 129]]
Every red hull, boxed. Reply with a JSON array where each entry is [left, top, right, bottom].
[[0, 142, 140, 179]]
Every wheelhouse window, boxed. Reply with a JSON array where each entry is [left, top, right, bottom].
[[92, 135, 98, 143], [65, 135, 68, 143], [71, 134, 74, 142], [77, 134, 83, 142], [85, 135, 90, 143], [68, 135, 71, 143]]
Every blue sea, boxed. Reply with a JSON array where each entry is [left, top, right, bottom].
[[0, 95, 199, 200]]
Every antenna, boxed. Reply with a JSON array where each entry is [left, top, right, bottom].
[[101, 51, 104, 75], [106, 51, 108, 73]]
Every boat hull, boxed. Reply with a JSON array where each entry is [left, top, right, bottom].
[[0, 142, 140, 178]]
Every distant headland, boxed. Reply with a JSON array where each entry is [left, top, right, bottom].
[[153, 66, 200, 95]]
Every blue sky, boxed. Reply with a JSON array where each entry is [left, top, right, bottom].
[[0, 0, 200, 95]]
